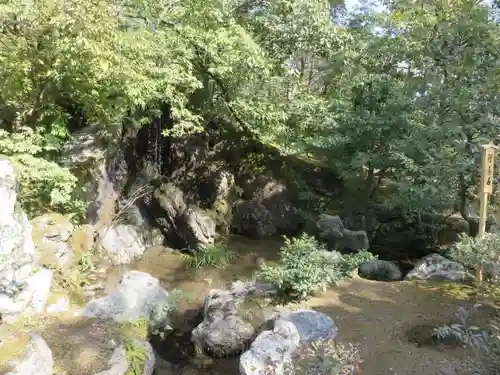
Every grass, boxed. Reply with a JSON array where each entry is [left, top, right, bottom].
[[182, 242, 235, 268]]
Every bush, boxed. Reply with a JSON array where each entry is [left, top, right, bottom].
[[255, 233, 376, 299], [0, 127, 85, 219], [448, 232, 500, 279], [183, 242, 235, 268], [431, 304, 500, 375]]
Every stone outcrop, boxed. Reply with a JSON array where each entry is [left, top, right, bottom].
[[0, 159, 53, 322], [316, 214, 369, 252]]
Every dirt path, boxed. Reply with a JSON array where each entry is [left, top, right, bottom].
[[99, 236, 486, 375]]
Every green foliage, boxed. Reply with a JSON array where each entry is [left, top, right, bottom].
[[2, 0, 500, 222], [0, 127, 85, 218], [448, 233, 500, 275], [255, 233, 376, 299], [183, 242, 235, 268]]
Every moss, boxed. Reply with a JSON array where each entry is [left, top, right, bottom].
[[0, 324, 31, 373], [70, 225, 95, 257]]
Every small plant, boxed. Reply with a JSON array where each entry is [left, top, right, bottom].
[[431, 304, 500, 375], [255, 233, 376, 299], [123, 339, 148, 375], [288, 340, 362, 375], [183, 242, 235, 268]]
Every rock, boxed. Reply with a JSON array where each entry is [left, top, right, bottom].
[[232, 180, 304, 238], [0, 159, 18, 216], [256, 182, 304, 235], [405, 253, 473, 281], [316, 214, 345, 249], [232, 201, 277, 238], [153, 183, 187, 222], [0, 160, 53, 322], [61, 125, 126, 226], [239, 309, 338, 375], [98, 224, 148, 265], [31, 213, 75, 267], [341, 229, 369, 252], [359, 260, 402, 281], [316, 214, 369, 252], [192, 289, 255, 357], [279, 309, 338, 342], [239, 319, 300, 375], [230, 280, 277, 300], [175, 208, 216, 250], [3, 332, 53, 375], [83, 271, 171, 333]]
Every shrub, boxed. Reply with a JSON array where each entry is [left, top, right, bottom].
[[183, 242, 235, 268], [431, 304, 500, 375], [255, 233, 376, 299], [448, 232, 500, 279], [0, 126, 85, 219]]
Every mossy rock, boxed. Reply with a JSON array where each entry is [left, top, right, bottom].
[[0, 324, 31, 373]]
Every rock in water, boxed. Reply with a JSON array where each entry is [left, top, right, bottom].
[[0, 160, 52, 322], [405, 253, 473, 281], [192, 289, 254, 357], [359, 260, 402, 281]]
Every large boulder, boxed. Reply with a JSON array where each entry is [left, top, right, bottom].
[[358, 260, 402, 281], [232, 180, 304, 238], [98, 224, 151, 265], [175, 208, 216, 250], [82, 271, 171, 334], [316, 214, 369, 252], [192, 289, 255, 357], [239, 309, 338, 375], [405, 253, 473, 281], [0, 160, 52, 322]]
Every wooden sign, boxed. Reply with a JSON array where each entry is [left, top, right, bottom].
[[480, 143, 498, 195]]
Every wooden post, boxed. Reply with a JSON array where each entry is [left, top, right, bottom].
[[478, 142, 498, 282]]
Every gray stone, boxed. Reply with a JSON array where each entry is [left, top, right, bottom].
[[239, 309, 338, 375], [176, 208, 216, 250], [405, 253, 473, 281], [99, 224, 148, 265], [359, 260, 402, 281], [5, 334, 53, 375], [239, 319, 300, 375], [83, 271, 170, 332], [341, 229, 369, 252], [316, 214, 345, 249], [192, 289, 255, 357], [0, 160, 53, 322], [279, 309, 338, 342]]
